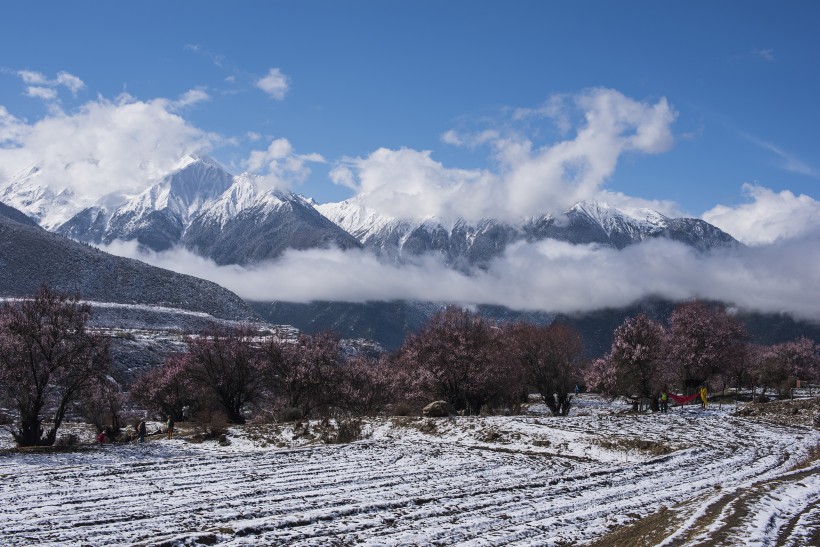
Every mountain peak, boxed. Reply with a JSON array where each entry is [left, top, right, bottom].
[[570, 200, 669, 232], [171, 154, 222, 172]]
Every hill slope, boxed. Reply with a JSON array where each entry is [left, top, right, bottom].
[[0, 203, 257, 324]]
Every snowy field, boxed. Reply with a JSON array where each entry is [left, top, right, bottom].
[[1, 396, 819, 546]]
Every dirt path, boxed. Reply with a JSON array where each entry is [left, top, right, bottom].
[[587, 448, 820, 547]]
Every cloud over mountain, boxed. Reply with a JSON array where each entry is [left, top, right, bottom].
[[105, 233, 820, 324], [0, 95, 218, 206], [331, 88, 677, 222], [703, 184, 820, 245]]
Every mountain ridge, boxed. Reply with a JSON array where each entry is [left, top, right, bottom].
[[2, 155, 739, 268], [317, 197, 739, 268]]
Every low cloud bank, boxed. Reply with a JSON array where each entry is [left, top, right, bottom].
[[104, 236, 820, 323]]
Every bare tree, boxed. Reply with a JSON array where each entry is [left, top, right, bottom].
[[509, 322, 585, 416], [130, 353, 203, 421], [336, 354, 396, 416], [751, 337, 819, 399], [184, 326, 266, 424], [261, 331, 342, 418], [0, 286, 110, 446], [396, 307, 523, 414], [76, 375, 125, 437]]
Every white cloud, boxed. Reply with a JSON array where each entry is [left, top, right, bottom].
[[54, 72, 85, 96], [337, 88, 677, 222], [25, 86, 57, 101], [0, 94, 218, 205], [245, 137, 325, 191], [332, 147, 495, 220], [17, 70, 48, 85], [744, 134, 818, 178], [102, 234, 820, 323], [703, 184, 820, 245], [440, 129, 499, 148], [172, 88, 211, 109], [256, 68, 290, 100], [0, 106, 25, 144], [16, 70, 85, 100], [753, 49, 775, 62]]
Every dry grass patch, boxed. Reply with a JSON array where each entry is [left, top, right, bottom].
[[594, 436, 674, 456]]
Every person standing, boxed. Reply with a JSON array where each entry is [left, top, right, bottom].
[[137, 419, 146, 443], [166, 415, 175, 439], [699, 386, 708, 409], [660, 389, 669, 414]]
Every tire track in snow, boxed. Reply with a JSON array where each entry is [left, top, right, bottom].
[[1, 410, 818, 546]]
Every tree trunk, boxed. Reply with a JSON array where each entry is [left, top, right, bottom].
[[543, 394, 561, 416], [558, 394, 573, 416], [15, 416, 43, 446]]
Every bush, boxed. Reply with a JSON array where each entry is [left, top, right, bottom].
[[55, 433, 80, 447], [335, 418, 363, 444], [191, 410, 229, 442], [277, 407, 304, 423], [391, 402, 416, 417]]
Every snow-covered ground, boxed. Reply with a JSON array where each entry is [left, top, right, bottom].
[[1, 396, 819, 546]]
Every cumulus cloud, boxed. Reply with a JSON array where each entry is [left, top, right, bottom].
[[0, 94, 218, 216], [256, 68, 290, 100], [703, 184, 820, 245], [335, 88, 677, 222], [245, 138, 325, 191], [102, 234, 820, 323]]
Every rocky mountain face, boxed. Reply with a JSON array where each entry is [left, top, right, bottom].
[[0, 201, 258, 327], [183, 178, 360, 265]]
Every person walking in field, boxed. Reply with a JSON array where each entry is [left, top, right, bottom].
[[699, 386, 708, 409], [137, 419, 146, 443], [166, 415, 175, 439], [660, 389, 669, 413]]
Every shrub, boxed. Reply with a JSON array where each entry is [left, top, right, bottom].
[[191, 409, 229, 442], [335, 418, 363, 444]]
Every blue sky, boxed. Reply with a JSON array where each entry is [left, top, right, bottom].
[[2, 1, 820, 318], [1, 1, 819, 228]]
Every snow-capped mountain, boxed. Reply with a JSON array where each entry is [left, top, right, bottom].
[[184, 179, 360, 266], [4, 155, 360, 262], [2, 154, 736, 270], [0, 164, 93, 230], [317, 198, 739, 268]]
